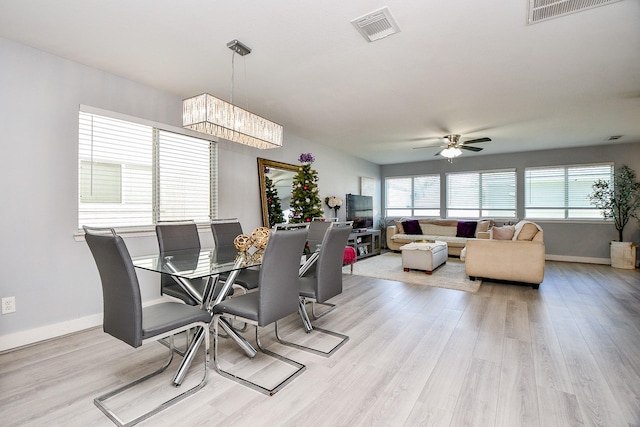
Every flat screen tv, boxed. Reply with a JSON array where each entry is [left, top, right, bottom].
[[346, 194, 373, 229]]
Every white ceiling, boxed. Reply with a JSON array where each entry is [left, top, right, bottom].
[[1, 0, 639, 165]]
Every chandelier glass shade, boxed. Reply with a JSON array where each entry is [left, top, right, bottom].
[[183, 93, 283, 149], [440, 147, 462, 158]]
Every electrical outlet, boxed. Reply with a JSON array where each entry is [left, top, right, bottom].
[[2, 296, 16, 314]]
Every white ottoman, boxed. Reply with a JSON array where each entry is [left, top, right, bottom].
[[400, 241, 448, 275]]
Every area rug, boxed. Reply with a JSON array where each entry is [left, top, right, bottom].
[[343, 252, 481, 293]]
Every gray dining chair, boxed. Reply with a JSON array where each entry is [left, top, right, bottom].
[[211, 228, 309, 396], [156, 221, 204, 305], [275, 224, 351, 357], [211, 218, 260, 291], [307, 218, 335, 246], [83, 226, 212, 427], [156, 221, 233, 306], [301, 218, 340, 277]]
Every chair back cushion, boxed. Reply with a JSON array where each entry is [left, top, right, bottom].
[[258, 229, 308, 326], [307, 220, 333, 246], [84, 228, 143, 348], [211, 221, 243, 250], [315, 226, 352, 303], [156, 222, 201, 252], [156, 222, 202, 301]]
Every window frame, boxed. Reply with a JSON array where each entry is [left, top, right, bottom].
[[524, 162, 614, 220], [78, 105, 218, 233], [445, 168, 517, 219], [384, 174, 440, 218]]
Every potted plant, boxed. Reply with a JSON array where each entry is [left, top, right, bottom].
[[589, 164, 640, 269]]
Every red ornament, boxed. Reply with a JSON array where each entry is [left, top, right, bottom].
[[303, 186, 308, 190], [305, 217, 311, 222]]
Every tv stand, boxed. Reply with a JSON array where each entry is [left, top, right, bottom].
[[347, 229, 381, 260]]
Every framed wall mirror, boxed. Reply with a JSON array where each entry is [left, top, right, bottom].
[[257, 158, 298, 227]]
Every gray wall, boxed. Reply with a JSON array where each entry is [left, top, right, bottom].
[[381, 142, 640, 262], [0, 38, 380, 348]]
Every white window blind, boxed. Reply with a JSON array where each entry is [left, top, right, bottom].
[[385, 175, 439, 217], [446, 170, 516, 218], [525, 164, 613, 219], [78, 110, 216, 228], [157, 130, 212, 222]]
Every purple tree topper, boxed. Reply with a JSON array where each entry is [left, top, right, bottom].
[[298, 153, 315, 163]]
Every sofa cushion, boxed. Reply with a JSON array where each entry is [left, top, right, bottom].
[[491, 225, 515, 240], [456, 221, 477, 238], [419, 219, 458, 227], [516, 223, 539, 241], [402, 219, 422, 235], [394, 220, 405, 234], [420, 223, 457, 237]]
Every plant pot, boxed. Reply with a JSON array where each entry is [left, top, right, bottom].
[[610, 241, 637, 269]]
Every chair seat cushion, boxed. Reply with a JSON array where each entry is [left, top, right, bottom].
[[162, 283, 198, 306], [213, 292, 259, 321], [163, 276, 233, 304], [221, 268, 260, 290], [142, 302, 212, 340], [299, 276, 317, 299]]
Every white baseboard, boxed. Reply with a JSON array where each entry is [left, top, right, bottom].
[[0, 297, 171, 353], [545, 254, 610, 265]]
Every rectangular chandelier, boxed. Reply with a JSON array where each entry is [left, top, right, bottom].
[[183, 93, 283, 149]]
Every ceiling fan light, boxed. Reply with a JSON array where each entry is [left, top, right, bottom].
[[441, 147, 462, 158]]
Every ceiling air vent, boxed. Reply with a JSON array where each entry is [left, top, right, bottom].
[[351, 7, 401, 42], [528, 0, 624, 24]]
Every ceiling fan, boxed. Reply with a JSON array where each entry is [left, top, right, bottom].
[[414, 134, 491, 161]]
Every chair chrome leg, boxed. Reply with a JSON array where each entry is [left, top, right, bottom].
[[94, 324, 209, 427], [212, 315, 306, 396], [218, 317, 257, 358], [310, 301, 337, 320], [275, 318, 349, 357], [298, 300, 313, 333], [158, 329, 191, 357]]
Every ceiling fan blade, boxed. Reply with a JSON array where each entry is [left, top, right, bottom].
[[413, 143, 447, 150], [434, 149, 445, 157], [464, 137, 491, 144], [461, 145, 483, 152]]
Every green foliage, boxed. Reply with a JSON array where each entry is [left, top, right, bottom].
[[264, 175, 284, 227], [289, 162, 323, 223], [589, 164, 640, 242]]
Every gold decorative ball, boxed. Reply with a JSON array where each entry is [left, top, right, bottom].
[[234, 234, 252, 252], [251, 227, 271, 249]]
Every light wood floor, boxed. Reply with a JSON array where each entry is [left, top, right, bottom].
[[1, 261, 639, 426]]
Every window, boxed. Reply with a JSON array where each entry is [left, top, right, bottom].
[[78, 109, 217, 228], [525, 164, 613, 219], [385, 175, 440, 217], [446, 170, 516, 218]]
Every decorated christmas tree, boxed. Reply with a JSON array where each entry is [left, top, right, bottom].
[[264, 173, 284, 227], [289, 153, 324, 223]]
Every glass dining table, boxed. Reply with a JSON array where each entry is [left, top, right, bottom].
[[132, 246, 263, 386], [132, 242, 321, 386]]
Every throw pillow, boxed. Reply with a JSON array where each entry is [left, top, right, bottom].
[[492, 225, 515, 240], [456, 221, 477, 238], [475, 220, 491, 236], [516, 223, 538, 241], [402, 219, 422, 235], [394, 220, 405, 234]]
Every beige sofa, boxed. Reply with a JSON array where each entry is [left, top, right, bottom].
[[463, 221, 545, 288], [386, 218, 493, 257]]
